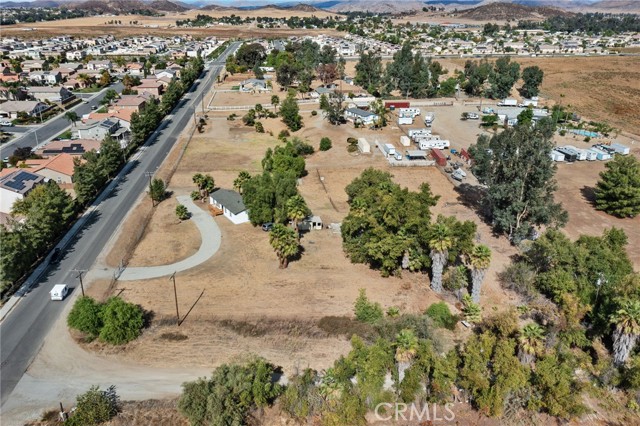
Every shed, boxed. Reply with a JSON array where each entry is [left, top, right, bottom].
[[406, 150, 428, 159], [357, 137, 371, 154], [431, 148, 447, 166]]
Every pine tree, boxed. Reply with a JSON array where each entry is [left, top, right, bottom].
[[595, 154, 640, 218]]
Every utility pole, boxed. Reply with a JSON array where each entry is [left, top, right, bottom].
[[72, 269, 87, 296], [201, 92, 205, 114], [193, 105, 197, 126], [144, 171, 155, 207], [169, 272, 180, 325]]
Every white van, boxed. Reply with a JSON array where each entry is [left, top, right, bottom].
[[50, 284, 69, 301]]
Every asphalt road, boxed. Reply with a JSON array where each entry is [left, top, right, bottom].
[[0, 41, 240, 408], [0, 82, 124, 156]]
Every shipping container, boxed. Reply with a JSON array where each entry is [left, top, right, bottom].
[[400, 135, 411, 147], [385, 101, 410, 109], [550, 150, 565, 162], [431, 148, 447, 166], [398, 116, 413, 125]]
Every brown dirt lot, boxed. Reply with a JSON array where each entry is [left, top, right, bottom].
[[444, 56, 640, 136]]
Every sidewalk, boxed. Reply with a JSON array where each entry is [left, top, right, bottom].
[[118, 195, 221, 281]]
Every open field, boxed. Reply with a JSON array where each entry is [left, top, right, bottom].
[[2, 9, 342, 39], [443, 56, 640, 136], [91, 59, 640, 374]]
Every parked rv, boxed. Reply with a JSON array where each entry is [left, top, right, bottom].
[[424, 112, 435, 127], [610, 143, 630, 155], [398, 107, 421, 118]]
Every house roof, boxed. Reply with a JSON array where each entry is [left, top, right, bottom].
[[346, 107, 377, 118], [211, 189, 246, 215], [0, 100, 44, 113], [115, 96, 146, 107], [0, 170, 44, 194], [29, 153, 76, 177], [37, 139, 101, 156]]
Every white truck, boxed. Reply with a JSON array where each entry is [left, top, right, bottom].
[[50, 284, 69, 301], [424, 112, 435, 127], [383, 143, 396, 157], [498, 99, 518, 107]]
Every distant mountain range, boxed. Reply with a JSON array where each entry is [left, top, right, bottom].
[[0, 0, 638, 15]]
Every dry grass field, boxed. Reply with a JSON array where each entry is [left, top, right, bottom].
[[3, 9, 342, 39]]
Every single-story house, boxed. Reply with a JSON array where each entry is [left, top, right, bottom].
[[0, 170, 45, 214], [86, 60, 112, 71], [0, 100, 49, 119], [239, 79, 269, 93], [310, 86, 334, 99], [27, 86, 75, 103], [344, 107, 380, 126], [209, 189, 249, 225], [155, 69, 177, 80]]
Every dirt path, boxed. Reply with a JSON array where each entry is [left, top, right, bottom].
[[118, 195, 221, 281]]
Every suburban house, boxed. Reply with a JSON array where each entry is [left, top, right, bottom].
[[344, 107, 380, 126], [21, 60, 44, 72], [86, 60, 112, 71], [126, 62, 145, 76], [27, 86, 75, 104], [112, 95, 148, 112], [0, 86, 28, 101], [155, 69, 177, 80], [24, 153, 76, 184], [75, 118, 121, 141], [36, 139, 101, 156], [209, 189, 249, 225], [29, 70, 62, 85], [134, 80, 164, 97], [0, 100, 48, 119], [66, 50, 85, 61], [239, 79, 269, 93], [0, 170, 45, 214], [51, 67, 77, 79], [86, 109, 133, 130]]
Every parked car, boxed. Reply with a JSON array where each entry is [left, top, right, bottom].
[[0, 120, 14, 127], [49, 247, 61, 264], [91, 105, 97, 110], [467, 113, 479, 120], [261, 223, 273, 232]]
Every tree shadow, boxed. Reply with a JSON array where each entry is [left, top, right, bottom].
[[580, 185, 597, 206], [454, 182, 490, 220]]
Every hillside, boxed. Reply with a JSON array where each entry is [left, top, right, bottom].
[[148, 0, 189, 12], [68, 0, 156, 14], [328, 0, 427, 13], [454, 2, 574, 21]]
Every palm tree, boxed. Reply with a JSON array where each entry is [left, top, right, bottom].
[[395, 328, 418, 384], [518, 323, 545, 365], [428, 224, 454, 293], [192, 173, 215, 203], [64, 111, 79, 127], [77, 73, 94, 88], [286, 194, 310, 232], [468, 244, 492, 303], [611, 301, 640, 366], [233, 171, 251, 194], [269, 224, 300, 269], [271, 95, 279, 113]]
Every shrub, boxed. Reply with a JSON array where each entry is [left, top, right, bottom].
[[190, 190, 201, 201], [68, 296, 103, 339], [255, 121, 265, 133], [291, 137, 314, 156], [462, 295, 482, 323], [278, 129, 290, 140], [176, 204, 189, 221], [98, 297, 144, 345], [149, 178, 166, 203], [319, 137, 333, 151], [386, 306, 400, 318], [227, 113, 237, 121], [178, 357, 283, 425], [425, 302, 457, 330], [498, 262, 537, 299], [311, 110, 318, 116], [66, 385, 120, 426], [584, 136, 591, 143], [559, 129, 566, 136], [354, 289, 383, 324]]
